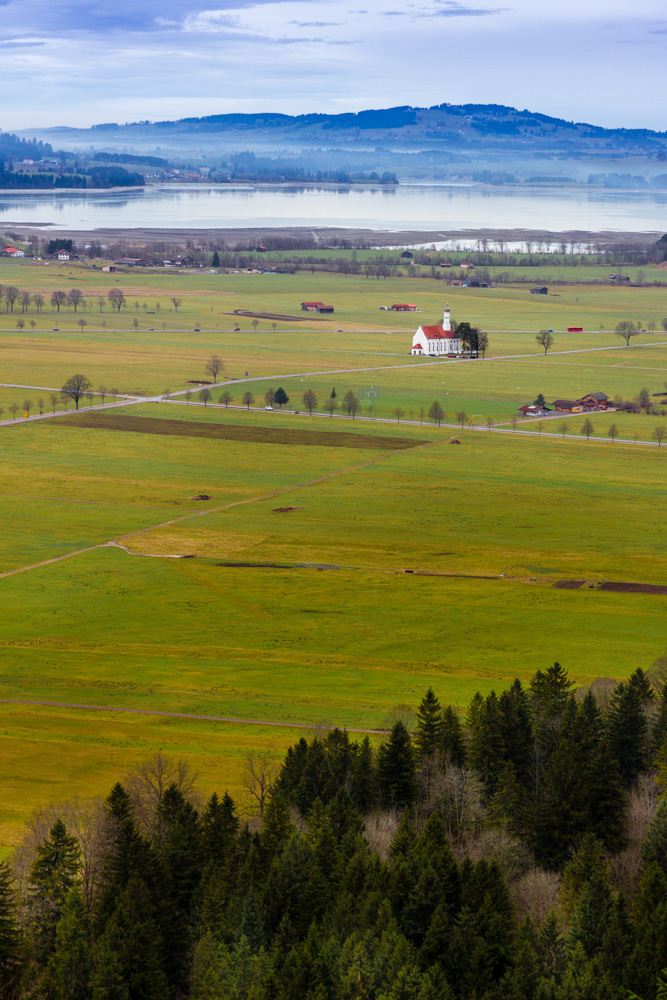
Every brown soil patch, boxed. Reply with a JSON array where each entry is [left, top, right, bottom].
[[599, 581, 667, 595], [50, 413, 424, 451], [273, 506, 302, 512], [190, 494, 212, 501], [553, 580, 586, 589]]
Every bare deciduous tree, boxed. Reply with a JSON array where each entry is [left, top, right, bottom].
[[241, 751, 279, 817], [171, 297, 182, 312], [615, 321, 637, 347], [653, 426, 666, 447], [124, 752, 199, 837], [205, 354, 225, 382], [198, 389, 212, 406], [242, 390, 255, 409], [219, 390, 232, 407]]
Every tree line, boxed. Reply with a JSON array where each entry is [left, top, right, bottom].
[[2, 664, 667, 998]]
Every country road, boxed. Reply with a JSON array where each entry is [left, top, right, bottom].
[[0, 698, 387, 735]]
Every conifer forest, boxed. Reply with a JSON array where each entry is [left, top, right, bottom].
[[1, 664, 667, 999]]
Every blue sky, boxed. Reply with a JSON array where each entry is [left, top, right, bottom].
[[1, 0, 665, 130]]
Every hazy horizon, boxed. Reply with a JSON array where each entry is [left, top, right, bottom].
[[1, 0, 666, 133]]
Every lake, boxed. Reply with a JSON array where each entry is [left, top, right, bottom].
[[0, 183, 665, 237]]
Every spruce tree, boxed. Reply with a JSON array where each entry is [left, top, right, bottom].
[[441, 705, 466, 767], [0, 861, 21, 998], [212, 251, 220, 267], [642, 798, 667, 877], [98, 875, 168, 1000], [607, 679, 651, 788], [377, 722, 417, 810], [350, 736, 377, 813], [28, 819, 81, 959], [560, 833, 610, 917], [569, 870, 612, 959], [90, 939, 129, 1000], [261, 793, 294, 861], [415, 688, 444, 759], [44, 888, 93, 1000]]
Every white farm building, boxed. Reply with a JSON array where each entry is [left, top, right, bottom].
[[410, 308, 461, 356]]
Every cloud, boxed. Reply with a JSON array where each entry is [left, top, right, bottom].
[[289, 20, 342, 26]]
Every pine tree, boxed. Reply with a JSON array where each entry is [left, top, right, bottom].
[[212, 251, 220, 267], [44, 888, 93, 1000], [569, 870, 612, 959], [625, 863, 667, 1000], [607, 679, 651, 788], [350, 736, 377, 813], [538, 910, 566, 985], [466, 691, 506, 794], [560, 833, 610, 916], [377, 722, 417, 810], [0, 861, 21, 998], [90, 939, 129, 1000], [261, 793, 294, 860], [415, 688, 444, 759], [29, 819, 81, 959], [642, 798, 667, 877], [441, 705, 466, 767], [99, 875, 168, 1000]]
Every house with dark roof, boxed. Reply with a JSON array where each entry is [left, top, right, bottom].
[[531, 286, 548, 294], [579, 392, 610, 409]]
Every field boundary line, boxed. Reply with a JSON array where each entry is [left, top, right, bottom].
[[0, 698, 387, 735], [0, 439, 437, 580]]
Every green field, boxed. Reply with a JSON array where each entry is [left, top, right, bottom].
[[1, 260, 667, 847]]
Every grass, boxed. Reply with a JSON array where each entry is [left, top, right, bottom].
[[0, 260, 667, 846]]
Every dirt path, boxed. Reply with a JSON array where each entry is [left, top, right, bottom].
[[0, 698, 387, 735], [0, 439, 436, 580]]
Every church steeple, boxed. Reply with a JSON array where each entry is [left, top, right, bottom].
[[443, 306, 451, 331]]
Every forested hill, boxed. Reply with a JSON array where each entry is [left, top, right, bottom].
[[3, 663, 667, 999], [35, 104, 667, 154]]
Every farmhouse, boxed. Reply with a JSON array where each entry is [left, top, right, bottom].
[[519, 404, 552, 417], [410, 307, 461, 356], [579, 392, 610, 410], [392, 303, 418, 312], [531, 286, 548, 295], [3, 247, 25, 258], [51, 249, 74, 261], [301, 301, 324, 311], [400, 251, 414, 259]]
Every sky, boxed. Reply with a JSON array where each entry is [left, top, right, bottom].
[[1, 0, 666, 131]]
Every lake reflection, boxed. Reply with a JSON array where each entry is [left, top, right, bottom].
[[0, 183, 664, 233]]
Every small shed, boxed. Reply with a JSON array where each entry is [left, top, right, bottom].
[[400, 251, 414, 259], [531, 286, 548, 295], [315, 304, 334, 313], [301, 301, 324, 312], [391, 304, 418, 312]]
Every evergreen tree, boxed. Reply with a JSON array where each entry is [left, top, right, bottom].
[[274, 387, 289, 407], [261, 793, 294, 860], [377, 723, 417, 810], [0, 861, 21, 998], [626, 863, 667, 1000], [415, 688, 444, 759], [90, 938, 129, 1000], [607, 678, 651, 788], [212, 251, 220, 267], [98, 875, 168, 1000], [466, 691, 506, 794], [350, 736, 377, 813], [44, 888, 93, 1000], [560, 833, 609, 916], [569, 870, 612, 959], [538, 910, 566, 985], [28, 819, 81, 959], [529, 662, 574, 786], [202, 791, 239, 872], [441, 705, 466, 767], [642, 798, 667, 877]]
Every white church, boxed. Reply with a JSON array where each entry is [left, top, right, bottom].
[[410, 307, 461, 356]]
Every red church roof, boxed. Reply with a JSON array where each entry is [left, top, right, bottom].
[[420, 325, 457, 340], [413, 343, 424, 351]]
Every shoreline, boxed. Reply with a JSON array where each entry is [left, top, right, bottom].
[[0, 223, 661, 249]]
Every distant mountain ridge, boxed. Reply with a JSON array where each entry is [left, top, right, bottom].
[[36, 103, 667, 153]]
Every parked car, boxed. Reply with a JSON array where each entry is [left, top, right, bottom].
[[264, 405, 273, 411]]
